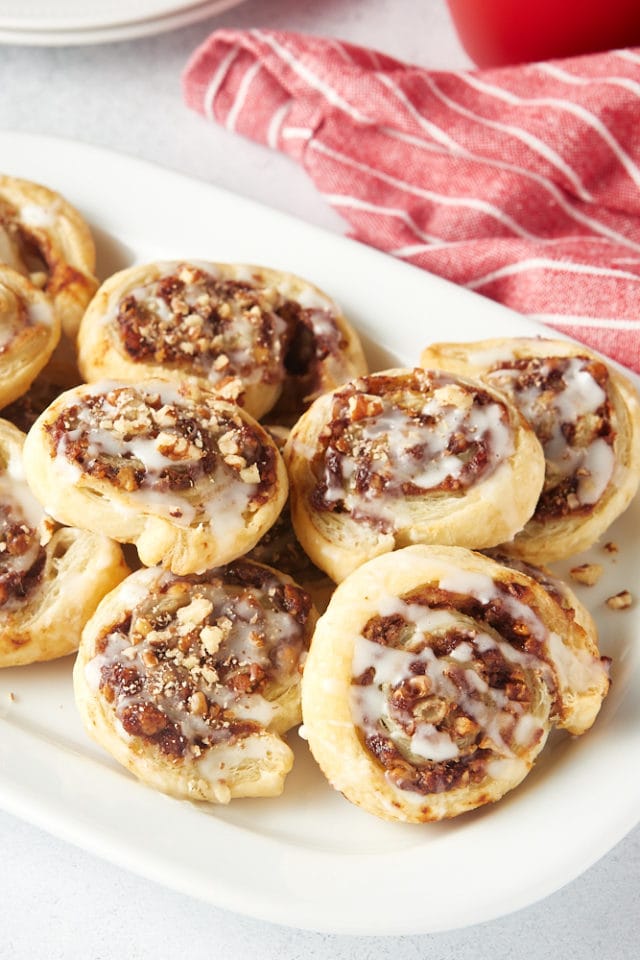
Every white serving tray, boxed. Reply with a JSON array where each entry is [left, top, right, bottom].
[[0, 131, 638, 935]]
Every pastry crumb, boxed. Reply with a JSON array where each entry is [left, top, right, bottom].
[[7, 691, 15, 702], [569, 563, 603, 586], [603, 541, 619, 555], [606, 590, 633, 610]]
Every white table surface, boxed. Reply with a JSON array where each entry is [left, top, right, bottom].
[[0, 1, 638, 956]]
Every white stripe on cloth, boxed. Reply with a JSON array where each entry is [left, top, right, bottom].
[[327, 39, 357, 66], [458, 70, 640, 190], [539, 61, 640, 99], [376, 123, 640, 252], [389, 240, 476, 256], [323, 193, 446, 244], [616, 50, 640, 66], [466, 257, 640, 291], [376, 73, 468, 154], [281, 126, 314, 140], [530, 313, 640, 329], [368, 49, 384, 69], [225, 59, 262, 132], [202, 44, 240, 121], [423, 74, 594, 202], [390, 238, 640, 258], [267, 100, 292, 149], [309, 139, 541, 239], [251, 29, 371, 124]]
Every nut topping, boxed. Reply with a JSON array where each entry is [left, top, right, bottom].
[[92, 562, 313, 760]]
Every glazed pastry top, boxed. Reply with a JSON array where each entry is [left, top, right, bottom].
[[349, 556, 607, 796], [483, 354, 615, 520], [105, 263, 289, 405], [0, 427, 49, 609], [43, 380, 280, 530], [307, 369, 517, 531], [83, 562, 313, 762]]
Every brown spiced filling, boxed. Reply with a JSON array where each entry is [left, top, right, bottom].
[[114, 265, 345, 414], [274, 298, 347, 413], [3, 379, 65, 434], [116, 268, 285, 390], [309, 371, 510, 530], [0, 198, 51, 288], [353, 581, 551, 795], [0, 503, 45, 606], [247, 503, 327, 585], [46, 385, 278, 511], [487, 356, 615, 520], [96, 561, 312, 760]]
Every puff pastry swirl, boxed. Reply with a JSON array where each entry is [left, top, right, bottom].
[[22, 379, 288, 575], [0, 266, 61, 409], [301, 545, 610, 823], [285, 368, 545, 582], [74, 560, 317, 803], [77, 261, 367, 420], [0, 174, 98, 341], [420, 337, 640, 563], [0, 418, 129, 667]]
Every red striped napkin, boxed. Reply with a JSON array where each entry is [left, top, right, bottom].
[[183, 31, 640, 372]]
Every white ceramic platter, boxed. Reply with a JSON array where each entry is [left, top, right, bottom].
[[0, 0, 245, 46], [0, 131, 638, 936]]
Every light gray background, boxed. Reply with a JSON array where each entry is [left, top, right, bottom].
[[0, 1, 638, 957]]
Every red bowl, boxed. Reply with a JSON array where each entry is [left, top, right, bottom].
[[446, 0, 640, 67]]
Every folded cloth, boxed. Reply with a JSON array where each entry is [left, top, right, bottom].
[[183, 31, 640, 372]]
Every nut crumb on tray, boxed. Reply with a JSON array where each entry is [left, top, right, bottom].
[[606, 590, 633, 610], [569, 563, 603, 586]]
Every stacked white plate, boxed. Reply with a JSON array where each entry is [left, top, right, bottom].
[[0, 0, 245, 45]]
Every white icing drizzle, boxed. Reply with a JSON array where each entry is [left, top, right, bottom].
[[195, 732, 274, 785], [18, 202, 58, 229], [0, 279, 54, 350], [104, 261, 288, 389], [350, 555, 606, 796], [2, 445, 46, 533], [86, 565, 308, 765], [0, 443, 47, 594], [318, 373, 515, 528], [348, 562, 585, 793], [287, 283, 334, 312], [52, 380, 265, 528], [439, 562, 605, 692], [26, 298, 54, 328], [486, 356, 615, 509]]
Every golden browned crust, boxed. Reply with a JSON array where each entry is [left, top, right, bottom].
[[74, 560, 317, 802], [77, 261, 367, 420], [0, 174, 98, 341], [0, 417, 129, 667], [0, 266, 61, 410], [22, 378, 289, 575], [420, 337, 640, 563], [285, 368, 545, 582], [301, 545, 609, 823]]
